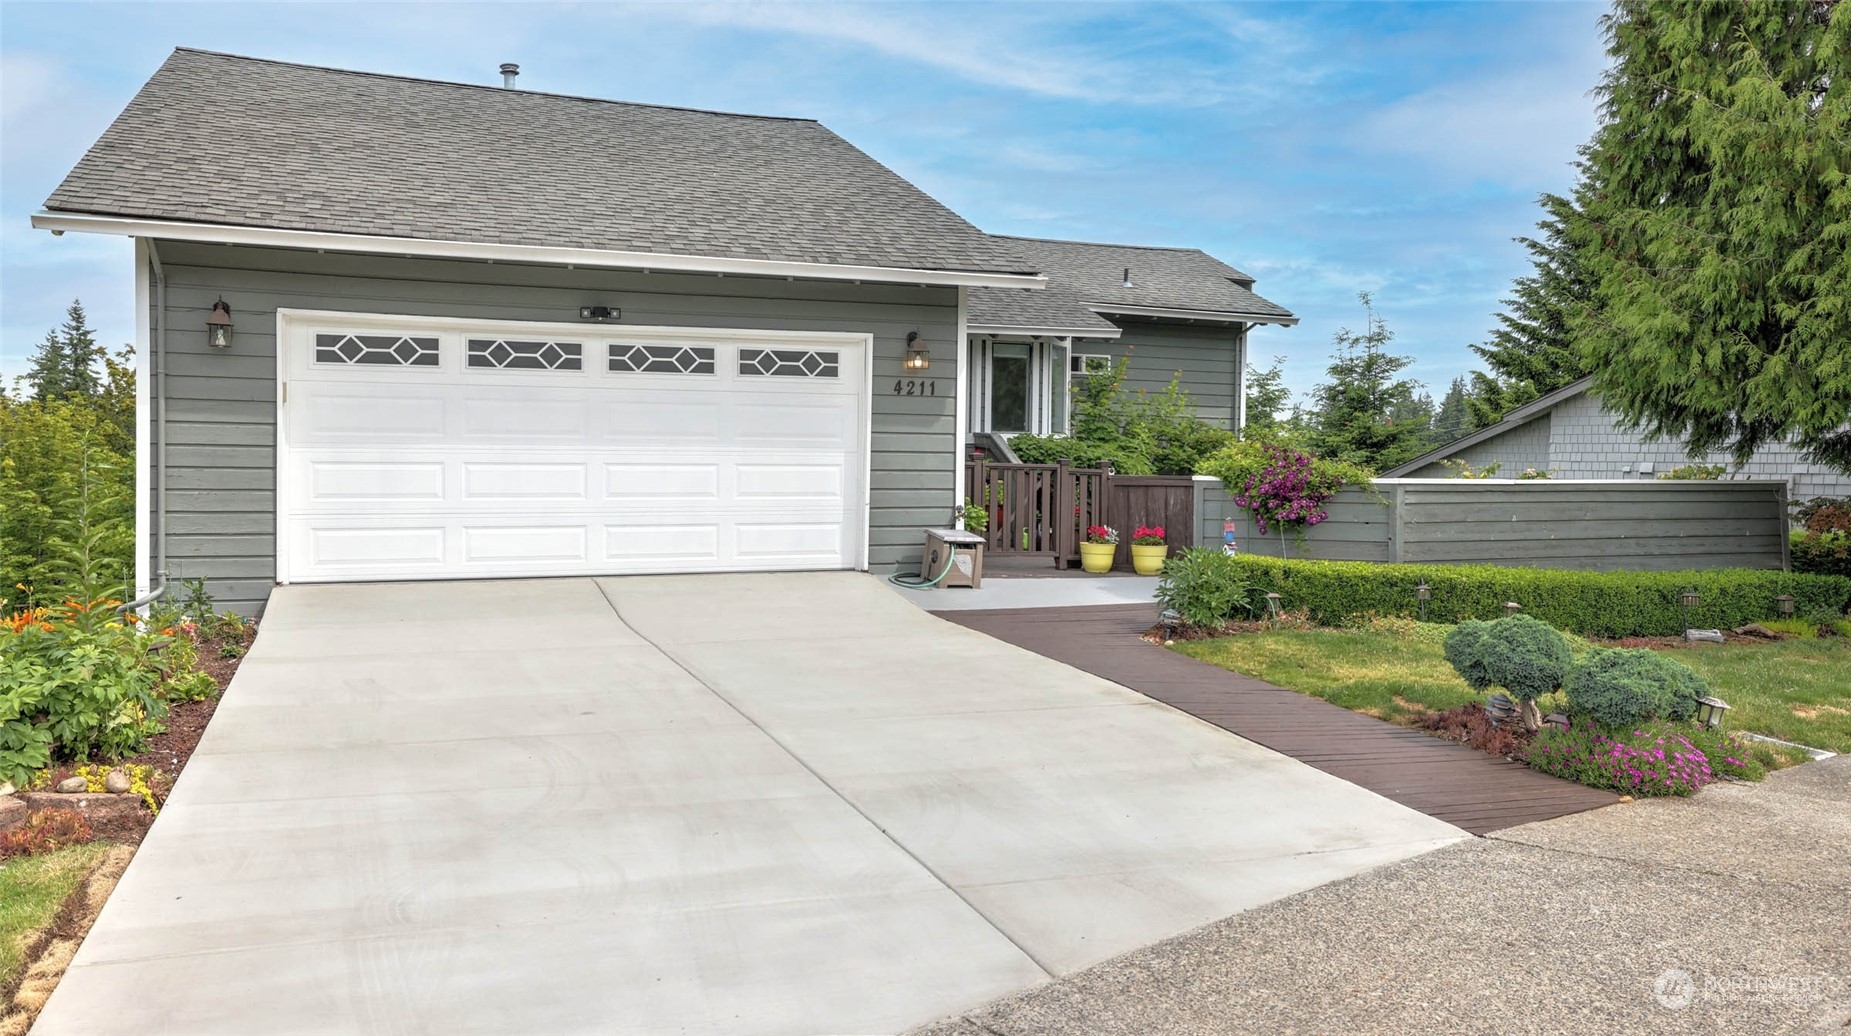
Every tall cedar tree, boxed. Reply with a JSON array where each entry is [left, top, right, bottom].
[[1467, 190, 1595, 428], [1569, 1, 1851, 469], [1308, 293, 1429, 472], [24, 300, 103, 401]]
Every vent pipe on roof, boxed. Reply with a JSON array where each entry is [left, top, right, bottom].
[[1121, 267, 1135, 288], [500, 63, 520, 88]]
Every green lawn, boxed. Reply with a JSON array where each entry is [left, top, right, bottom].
[[0, 843, 110, 989], [1175, 622, 1851, 755]]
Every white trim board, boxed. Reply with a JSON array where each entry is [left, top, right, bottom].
[[32, 211, 1048, 292]]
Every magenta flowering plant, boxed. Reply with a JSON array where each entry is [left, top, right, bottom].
[[1230, 446, 1341, 535], [1524, 720, 1768, 795]]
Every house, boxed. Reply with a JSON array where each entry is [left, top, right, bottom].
[[1385, 376, 1851, 503], [34, 49, 1293, 614]]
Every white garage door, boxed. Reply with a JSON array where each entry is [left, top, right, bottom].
[[278, 315, 869, 582]]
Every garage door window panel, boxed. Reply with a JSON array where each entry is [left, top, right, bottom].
[[466, 339, 583, 371], [609, 343, 717, 375], [315, 334, 440, 367], [739, 348, 839, 378]]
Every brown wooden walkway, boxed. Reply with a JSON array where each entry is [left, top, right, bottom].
[[938, 605, 1617, 836]]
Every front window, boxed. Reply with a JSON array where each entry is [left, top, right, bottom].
[[970, 337, 1092, 438]]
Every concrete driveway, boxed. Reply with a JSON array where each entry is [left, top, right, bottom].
[[36, 574, 1464, 1035]]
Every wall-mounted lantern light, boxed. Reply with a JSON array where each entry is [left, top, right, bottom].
[[1775, 594, 1795, 618], [1695, 695, 1732, 730], [205, 298, 234, 349], [903, 331, 930, 371], [1415, 582, 1431, 621]]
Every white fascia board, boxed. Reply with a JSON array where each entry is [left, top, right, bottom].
[[1089, 303, 1299, 327], [31, 211, 1048, 291], [967, 323, 1122, 339]]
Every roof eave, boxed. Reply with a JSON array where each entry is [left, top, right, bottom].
[[32, 211, 1048, 291], [1088, 303, 1298, 327], [967, 323, 1123, 339]]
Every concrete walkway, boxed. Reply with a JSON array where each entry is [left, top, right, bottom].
[[912, 756, 1851, 1036], [36, 574, 1464, 1035]]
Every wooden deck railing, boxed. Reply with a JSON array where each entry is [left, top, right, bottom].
[[965, 459, 1197, 569]]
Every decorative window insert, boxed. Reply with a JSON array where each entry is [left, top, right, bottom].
[[314, 334, 439, 367], [738, 348, 839, 378], [466, 339, 583, 371], [608, 343, 717, 375]]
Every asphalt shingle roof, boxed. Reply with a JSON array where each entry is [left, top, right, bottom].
[[968, 236, 1295, 335], [45, 49, 1034, 275]]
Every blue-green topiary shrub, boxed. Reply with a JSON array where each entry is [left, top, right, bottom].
[[1475, 614, 1573, 702], [1442, 620, 1494, 690], [1565, 648, 1711, 729]]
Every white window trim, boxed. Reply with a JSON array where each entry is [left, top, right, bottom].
[[273, 308, 875, 583]]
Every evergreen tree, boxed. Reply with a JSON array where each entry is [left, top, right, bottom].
[[23, 300, 103, 401], [1431, 376, 1472, 445], [1466, 190, 1594, 428], [1568, 0, 1851, 470], [1241, 355, 1292, 434], [1307, 293, 1428, 472]]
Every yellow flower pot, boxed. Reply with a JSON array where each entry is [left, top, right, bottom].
[[1078, 541, 1116, 573], [1130, 543, 1168, 575]]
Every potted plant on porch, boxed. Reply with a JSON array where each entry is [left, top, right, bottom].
[[1080, 524, 1119, 573], [1129, 525, 1168, 575]]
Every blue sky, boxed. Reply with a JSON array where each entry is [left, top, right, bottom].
[[0, 1, 1608, 405]]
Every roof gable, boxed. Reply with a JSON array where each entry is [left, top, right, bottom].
[[45, 49, 1032, 276]]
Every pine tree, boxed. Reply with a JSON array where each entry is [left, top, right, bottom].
[[1307, 293, 1428, 472], [1569, 0, 1851, 469], [1467, 190, 1594, 428], [25, 330, 72, 401]]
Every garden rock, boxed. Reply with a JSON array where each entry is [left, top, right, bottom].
[[56, 776, 87, 793], [0, 782, 13, 798], [1732, 623, 1779, 639], [20, 791, 142, 821], [0, 796, 25, 832], [1684, 628, 1726, 643], [104, 769, 132, 794]]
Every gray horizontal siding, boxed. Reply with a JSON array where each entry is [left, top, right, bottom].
[[1194, 478, 1789, 572], [151, 241, 960, 614], [1074, 322, 1240, 428]]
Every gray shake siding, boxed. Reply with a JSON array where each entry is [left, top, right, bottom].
[[1073, 323, 1243, 429], [150, 241, 960, 614], [1411, 391, 1851, 499]]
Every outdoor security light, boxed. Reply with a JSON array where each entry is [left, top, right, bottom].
[[205, 298, 234, 349], [1695, 695, 1732, 730], [903, 331, 930, 371]]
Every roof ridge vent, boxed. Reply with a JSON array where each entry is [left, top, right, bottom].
[[499, 63, 520, 88]]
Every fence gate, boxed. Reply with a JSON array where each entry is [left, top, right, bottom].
[[964, 459, 1195, 569]]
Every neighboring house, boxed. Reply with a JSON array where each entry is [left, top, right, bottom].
[[34, 49, 1294, 614], [1386, 376, 1851, 503]]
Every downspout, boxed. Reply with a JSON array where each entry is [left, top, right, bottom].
[[118, 240, 169, 613]]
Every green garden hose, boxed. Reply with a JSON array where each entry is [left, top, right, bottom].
[[887, 545, 960, 589]]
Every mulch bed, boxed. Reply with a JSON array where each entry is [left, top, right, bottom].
[[1417, 702, 1537, 759]]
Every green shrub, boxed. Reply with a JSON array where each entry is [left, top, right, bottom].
[[1442, 620, 1494, 690], [1475, 615, 1572, 700], [1006, 433, 1156, 475], [1154, 548, 1257, 628], [1564, 648, 1708, 728], [1762, 617, 1819, 639], [1791, 530, 1851, 577], [1217, 555, 1851, 637]]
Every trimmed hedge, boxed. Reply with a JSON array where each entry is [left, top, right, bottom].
[[1792, 530, 1851, 577], [1217, 555, 1851, 637]]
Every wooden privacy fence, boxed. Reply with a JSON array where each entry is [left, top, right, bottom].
[[965, 459, 1196, 569], [1192, 477, 1792, 571]]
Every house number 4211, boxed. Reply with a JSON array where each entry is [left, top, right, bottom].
[[892, 379, 937, 396]]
